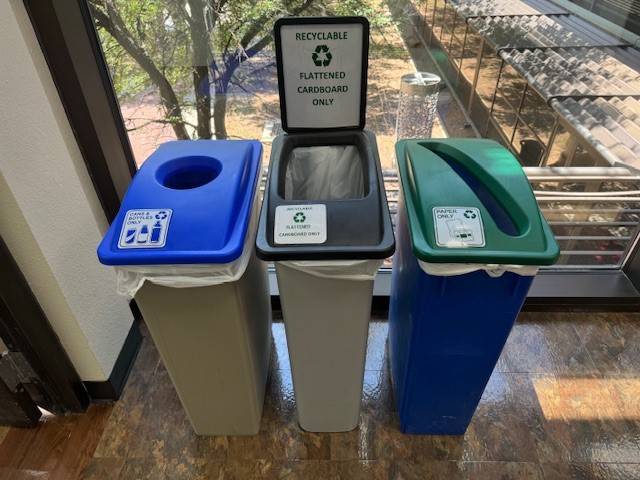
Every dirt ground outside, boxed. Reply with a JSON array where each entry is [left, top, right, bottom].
[[117, 1, 419, 170]]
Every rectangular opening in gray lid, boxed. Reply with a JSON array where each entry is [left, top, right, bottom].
[[283, 145, 367, 200]]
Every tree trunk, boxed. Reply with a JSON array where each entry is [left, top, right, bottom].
[[157, 77, 190, 140], [187, 0, 213, 139], [213, 79, 229, 140], [193, 65, 212, 139], [88, 3, 190, 140]]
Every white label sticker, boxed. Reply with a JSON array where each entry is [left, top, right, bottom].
[[118, 209, 172, 249], [279, 23, 364, 129], [274, 204, 327, 245], [433, 207, 485, 248]]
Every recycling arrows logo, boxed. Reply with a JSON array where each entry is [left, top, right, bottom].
[[464, 209, 477, 219], [293, 212, 306, 223], [312, 45, 332, 67]]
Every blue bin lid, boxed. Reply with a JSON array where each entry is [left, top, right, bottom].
[[98, 140, 262, 266]]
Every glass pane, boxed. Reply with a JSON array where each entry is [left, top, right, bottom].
[[460, 30, 481, 85], [592, 1, 640, 36], [530, 139, 640, 268], [518, 87, 554, 146], [494, 64, 526, 109], [88, 0, 412, 172], [544, 124, 573, 167], [490, 93, 517, 142], [89, 0, 640, 274], [439, 4, 456, 51], [425, 0, 436, 28], [449, 16, 467, 67], [431, 0, 447, 40], [475, 44, 501, 109], [512, 119, 544, 166]]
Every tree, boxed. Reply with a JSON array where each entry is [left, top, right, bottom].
[[89, 0, 389, 141], [88, 0, 319, 140]]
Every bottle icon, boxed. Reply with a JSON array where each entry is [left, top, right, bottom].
[[150, 221, 162, 243], [137, 225, 149, 243]]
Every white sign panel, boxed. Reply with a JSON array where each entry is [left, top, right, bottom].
[[433, 207, 485, 248], [118, 209, 172, 249], [279, 22, 364, 129], [274, 204, 327, 245]]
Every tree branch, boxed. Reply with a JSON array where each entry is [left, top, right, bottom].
[[239, 0, 316, 57], [88, 0, 190, 139]]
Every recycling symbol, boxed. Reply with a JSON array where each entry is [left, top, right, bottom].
[[293, 212, 306, 223], [155, 211, 168, 220], [312, 45, 332, 67], [464, 209, 477, 219]]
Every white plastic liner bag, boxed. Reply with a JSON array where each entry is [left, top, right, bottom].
[[418, 261, 538, 278], [284, 146, 364, 200], [278, 259, 383, 281], [114, 187, 261, 299]]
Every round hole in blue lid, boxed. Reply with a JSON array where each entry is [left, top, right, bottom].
[[156, 156, 222, 190]]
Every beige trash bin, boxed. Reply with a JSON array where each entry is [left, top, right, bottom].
[[98, 140, 271, 435]]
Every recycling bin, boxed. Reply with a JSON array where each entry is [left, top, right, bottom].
[[98, 140, 271, 436], [256, 17, 395, 432], [389, 138, 559, 435]]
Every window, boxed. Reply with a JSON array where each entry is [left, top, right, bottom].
[[418, 0, 640, 270], [567, 0, 640, 36], [87, 0, 412, 174]]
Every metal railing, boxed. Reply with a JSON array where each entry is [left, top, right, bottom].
[[382, 166, 640, 268], [410, 0, 640, 268]]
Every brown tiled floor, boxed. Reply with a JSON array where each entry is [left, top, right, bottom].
[[0, 311, 639, 479]]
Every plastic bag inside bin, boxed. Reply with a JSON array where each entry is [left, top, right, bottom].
[[284, 146, 365, 200], [114, 189, 261, 299], [418, 261, 539, 278], [279, 259, 383, 280]]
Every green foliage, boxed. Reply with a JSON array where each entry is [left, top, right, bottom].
[[330, 0, 390, 28], [99, 30, 148, 100], [89, 0, 391, 135]]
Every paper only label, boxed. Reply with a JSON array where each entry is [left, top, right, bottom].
[[279, 23, 364, 128], [274, 204, 327, 245], [118, 209, 172, 249], [433, 207, 485, 248]]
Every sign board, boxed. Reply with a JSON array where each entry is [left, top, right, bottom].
[[433, 207, 485, 248], [274, 17, 368, 131], [274, 204, 327, 244], [118, 209, 172, 249]]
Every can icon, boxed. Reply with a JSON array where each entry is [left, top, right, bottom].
[[124, 228, 137, 244]]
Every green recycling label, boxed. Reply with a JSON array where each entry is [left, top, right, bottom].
[[278, 23, 364, 128], [312, 45, 332, 66], [274, 204, 327, 245], [433, 207, 485, 248]]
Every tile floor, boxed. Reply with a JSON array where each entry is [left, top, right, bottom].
[[0, 311, 639, 479]]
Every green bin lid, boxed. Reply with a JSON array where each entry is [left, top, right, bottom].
[[395, 139, 559, 265]]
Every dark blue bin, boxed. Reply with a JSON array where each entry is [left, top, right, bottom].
[[389, 139, 559, 435], [389, 204, 535, 434]]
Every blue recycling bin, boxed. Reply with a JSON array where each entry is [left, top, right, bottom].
[[97, 140, 272, 435], [389, 139, 559, 434]]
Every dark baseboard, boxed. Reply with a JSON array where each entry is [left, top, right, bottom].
[[271, 295, 391, 316], [83, 321, 142, 401], [273, 292, 640, 317]]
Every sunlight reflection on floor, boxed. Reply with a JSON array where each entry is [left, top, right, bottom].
[[532, 376, 640, 421]]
